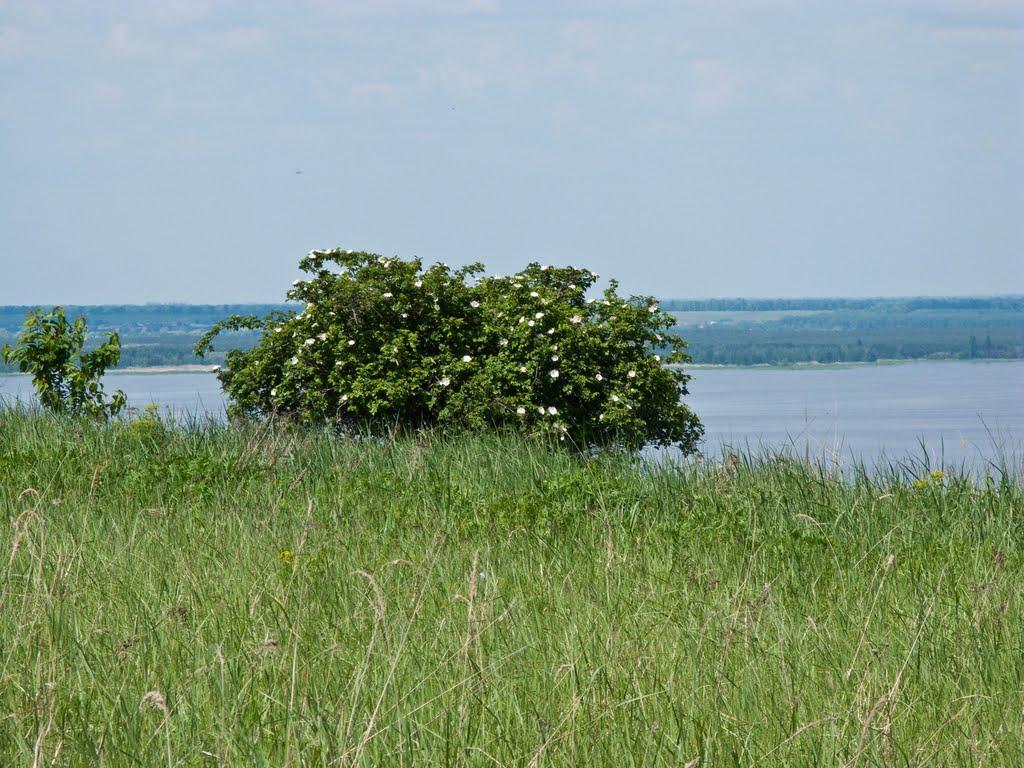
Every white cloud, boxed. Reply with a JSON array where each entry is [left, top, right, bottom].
[[141, 0, 231, 25], [688, 58, 749, 113], [105, 23, 161, 57], [299, 0, 499, 17], [0, 25, 23, 57]]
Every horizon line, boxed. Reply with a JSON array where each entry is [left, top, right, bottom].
[[2, 293, 1023, 309]]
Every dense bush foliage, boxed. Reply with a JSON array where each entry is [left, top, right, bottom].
[[1, 307, 125, 417], [196, 250, 702, 452]]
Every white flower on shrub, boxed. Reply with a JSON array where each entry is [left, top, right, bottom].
[[340, 394, 349, 402], [648, 305, 658, 313], [547, 406, 558, 415], [611, 394, 620, 402], [547, 328, 555, 335], [270, 388, 277, 396], [317, 333, 327, 341], [292, 279, 302, 286], [527, 320, 535, 327], [534, 312, 544, 319], [538, 406, 545, 415], [462, 355, 472, 363], [470, 300, 480, 308], [439, 377, 450, 387], [347, 339, 355, 346], [595, 373, 604, 381], [627, 370, 636, 378], [570, 315, 582, 324], [551, 355, 559, 362], [414, 280, 423, 287], [383, 292, 393, 299], [290, 357, 298, 365], [541, 265, 549, 271], [549, 369, 559, 378], [499, 338, 508, 346], [530, 291, 539, 298], [516, 406, 526, 415]]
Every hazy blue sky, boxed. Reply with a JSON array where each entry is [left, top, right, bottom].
[[1, 0, 1021, 304]]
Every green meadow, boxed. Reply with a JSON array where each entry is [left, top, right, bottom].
[[1, 410, 1021, 765]]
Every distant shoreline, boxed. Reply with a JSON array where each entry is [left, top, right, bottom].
[[2, 358, 1020, 378], [683, 357, 1022, 371], [0, 364, 219, 377], [116, 364, 220, 374]]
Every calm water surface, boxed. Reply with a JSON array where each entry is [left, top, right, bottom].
[[685, 361, 1021, 470], [2, 360, 1021, 470]]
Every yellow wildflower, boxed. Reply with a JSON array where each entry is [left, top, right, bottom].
[[278, 548, 294, 564], [930, 470, 945, 480], [912, 479, 929, 490]]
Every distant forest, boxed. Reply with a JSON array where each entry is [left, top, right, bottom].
[[0, 304, 287, 369], [660, 296, 1024, 312], [1, 297, 1022, 369]]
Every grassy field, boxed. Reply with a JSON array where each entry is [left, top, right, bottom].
[[1, 411, 1021, 765]]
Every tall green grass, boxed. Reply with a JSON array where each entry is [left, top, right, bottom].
[[0, 409, 1020, 765]]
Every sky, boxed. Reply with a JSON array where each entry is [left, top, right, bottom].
[[1, 0, 1022, 304]]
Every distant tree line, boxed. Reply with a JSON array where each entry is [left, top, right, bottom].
[[660, 296, 1024, 312], [678, 328, 1022, 365], [0, 304, 292, 333], [2, 299, 1021, 370]]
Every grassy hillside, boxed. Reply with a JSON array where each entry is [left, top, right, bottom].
[[1, 411, 1020, 765]]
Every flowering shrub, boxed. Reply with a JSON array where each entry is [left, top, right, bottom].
[[196, 250, 702, 453], [2, 307, 126, 418]]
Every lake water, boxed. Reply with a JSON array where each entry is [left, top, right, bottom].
[[1, 360, 1021, 472]]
